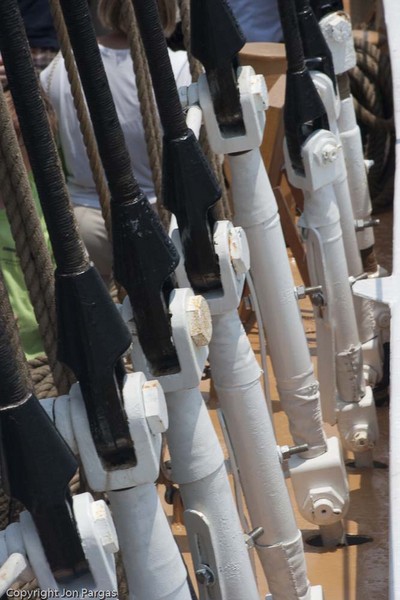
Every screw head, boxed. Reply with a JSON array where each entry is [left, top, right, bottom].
[[195, 565, 215, 586]]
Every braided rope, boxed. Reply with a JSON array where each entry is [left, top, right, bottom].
[[121, 0, 171, 229], [348, 36, 395, 210], [177, 0, 231, 220], [0, 85, 71, 394], [49, 0, 113, 241]]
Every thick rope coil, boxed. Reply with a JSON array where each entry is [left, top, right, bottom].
[[0, 85, 72, 394], [177, 0, 231, 220], [120, 0, 170, 229], [348, 36, 395, 210], [48, 0, 113, 241]]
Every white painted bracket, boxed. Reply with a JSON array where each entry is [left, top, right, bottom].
[[197, 66, 268, 154], [289, 437, 349, 527], [285, 130, 343, 193], [170, 218, 249, 315], [185, 510, 222, 600], [18, 494, 118, 596], [124, 287, 211, 392], [70, 373, 165, 490], [337, 385, 379, 455], [311, 71, 341, 129]]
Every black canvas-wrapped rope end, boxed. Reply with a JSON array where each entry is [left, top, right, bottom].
[[112, 195, 180, 377], [190, 0, 246, 70], [56, 266, 136, 469], [163, 130, 222, 293], [284, 69, 330, 173], [310, 0, 344, 20], [295, 0, 337, 91], [278, 0, 330, 171], [0, 394, 88, 579]]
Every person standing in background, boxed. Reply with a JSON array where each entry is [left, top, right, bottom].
[[1, 0, 60, 88], [228, 0, 283, 42], [18, 0, 59, 71]]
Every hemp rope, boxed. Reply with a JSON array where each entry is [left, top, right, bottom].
[[48, 0, 113, 241], [348, 36, 395, 210], [178, 0, 232, 221], [0, 84, 71, 394]]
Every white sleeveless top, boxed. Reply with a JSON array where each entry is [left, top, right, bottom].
[[41, 45, 191, 208]]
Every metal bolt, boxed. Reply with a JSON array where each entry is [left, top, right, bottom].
[[310, 292, 325, 308], [142, 380, 168, 434], [347, 427, 374, 452], [187, 295, 212, 347], [377, 309, 390, 330], [295, 285, 323, 300], [354, 218, 380, 232], [195, 564, 215, 587], [91, 500, 119, 554], [321, 142, 338, 164], [244, 526, 264, 548], [279, 443, 309, 461]]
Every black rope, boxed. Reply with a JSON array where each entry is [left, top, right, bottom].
[[0, 270, 87, 579], [58, 0, 142, 205], [277, 0, 306, 73], [0, 0, 88, 275], [132, 0, 187, 139]]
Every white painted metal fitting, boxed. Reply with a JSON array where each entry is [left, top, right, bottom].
[[142, 380, 169, 434], [289, 436, 349, 526], [345, 424, 375, 452], [319, 12, 357, 74], [337, 386, 379, 454], [325, 13, 352, 43], [91, 500, 119, 554], [306, 487, 346, 524], [186, 295, 212, 347], [285, 130, 343, 192], [197, 66, 267, 154], [229, 226, 250, 275], [376, 306, 391, 330]]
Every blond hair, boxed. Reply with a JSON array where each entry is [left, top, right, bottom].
[[98, 0, 177, 38]]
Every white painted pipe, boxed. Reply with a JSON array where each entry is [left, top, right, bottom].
[[108, 485, 190, 600], [165, 388, 260, 600], [311, 72, 377, 354], [228, 149, 327, 456], [338, 96, 375, 252], [208, 309, 312, 600], [43, 393, 192, 600], [332, 163, 377, 351], [302, 184, 365, 403]]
